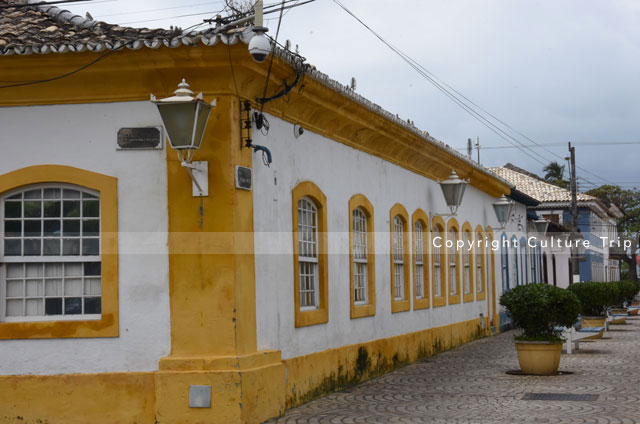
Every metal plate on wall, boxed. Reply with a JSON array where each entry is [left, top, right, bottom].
[[236, 165, 252, 190], [117, 127, 163, 150]]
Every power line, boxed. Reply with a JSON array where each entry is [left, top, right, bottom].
[[118, 8, 226, 25], [96, 1, 225, 18], [458, 141, 640, 150], [331, 0, 617, 185]]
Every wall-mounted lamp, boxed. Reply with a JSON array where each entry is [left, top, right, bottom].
[[293, 124, 304, 139], [492, 194, 514, 229], [151, 79, 215, 197], [533, 219, 550, 236], [438, 170, 469, 216]]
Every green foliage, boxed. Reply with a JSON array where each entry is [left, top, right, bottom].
[[499, 284, 581, 341], [567, 282, 620, 316], [543, 162, 568, 189], [616, 280, 640, 303]]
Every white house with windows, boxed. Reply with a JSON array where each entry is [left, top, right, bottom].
[[0, 2, 543, 423]]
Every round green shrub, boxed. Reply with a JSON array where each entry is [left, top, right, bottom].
[[567, 282, 619, 316], [499, 283, 582, 342], [616, 280, 640, 303]]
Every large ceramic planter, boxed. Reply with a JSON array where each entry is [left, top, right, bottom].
[[514, 341, 562, 375], [629, 309, 639, 316], [582, 316, 606, 328]]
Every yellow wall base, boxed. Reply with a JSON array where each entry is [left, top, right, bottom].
[[283, 317, 488, 408], [0, 321, 491, 423]]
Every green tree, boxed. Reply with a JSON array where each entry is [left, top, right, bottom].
[[586, 184, 640, 282], [543, 161, 568, 189]]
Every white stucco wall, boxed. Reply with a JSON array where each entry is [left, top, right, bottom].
[[252, 114, 502, 360], [0, 101, 170, 375]]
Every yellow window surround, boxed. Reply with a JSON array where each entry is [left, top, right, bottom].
[[348, 194, 376, 319], [292, 181, 328, 327], [0, 165, 118, 339], [447, 218, 461, 305], [412, 209, 429, 310], [462, 222, 475, 304], [431, 216, 447, 308], [389, 204, 410, 313]]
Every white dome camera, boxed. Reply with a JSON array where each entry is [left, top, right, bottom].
[[248, 27, 270, 63]]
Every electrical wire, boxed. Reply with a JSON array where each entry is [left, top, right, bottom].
[[118, 8, 226, 25], [331, 0, 616, 184], [258, 0, 286, 113], [96, 1, 226, 18]]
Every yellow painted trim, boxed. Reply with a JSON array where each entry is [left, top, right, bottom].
[[389, 203, 411, 313], [283, 317, 488, 408], [0, 45, 510, 199], [411, 209, 429, 310], [475, 225, 487, 301], [447, 218, 461, 305], [0, 165, 118, 339], [486, 226, 498, 326], [431, 216, 447, 308], [461, 222, 475, 303], [292, 181, 329, 327], [348, 194, 376, 319]]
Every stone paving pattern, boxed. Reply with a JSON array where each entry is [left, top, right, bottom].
[[268, 317, 640, 423]]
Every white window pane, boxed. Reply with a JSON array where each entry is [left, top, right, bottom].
[[25, 299, 43, 316], [6, 280, 23, 298], [6, 299, 23, 316], [45, 279, 63, 297], [64, 278, 82, 296], [84, 278, 102, 296], [26, 263, 43, 278], [45, 263, 63, 278], [64, 263, 82, 277], [43, 188, 61, 199], [26, 280, 43, 297]]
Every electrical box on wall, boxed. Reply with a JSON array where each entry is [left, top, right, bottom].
[[236, 166, 252, 190]]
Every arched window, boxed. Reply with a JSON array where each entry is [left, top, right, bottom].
[[501, 233, 509, 292], [2, 184, 101, 320], [349, 194, 375, 319], [447, 220, 461, 304], [542, 251, 549, 284], [462, 224, 474, 303], [519, 237, 528, 285], [432, 217, 447, 307], [475, 226, 486, 301], [412, 209, 429, 310], [510, 236, 519, 286], [292, 181, 328, 327], [390, 204, 410, 313]]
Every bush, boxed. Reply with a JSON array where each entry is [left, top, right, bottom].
[[500, 283, 581, 342], [567, 282, 619, 316], [616, 280, 640, 304]]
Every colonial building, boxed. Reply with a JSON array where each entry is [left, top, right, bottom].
[[0, 2, 550, 423], [491, 164, 622, 284]]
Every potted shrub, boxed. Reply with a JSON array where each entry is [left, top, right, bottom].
[[500, 283, 581, 375], [567, 282, 618, 327]]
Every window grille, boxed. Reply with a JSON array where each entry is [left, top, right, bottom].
[[298, 197, 319, 309], [352, 208, 368, 304], [393, 216, 404, 300], [414, 221, 424, 299]]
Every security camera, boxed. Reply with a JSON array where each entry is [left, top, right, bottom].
[[294, 124, 304, 138], [248, 27, 270, 63]]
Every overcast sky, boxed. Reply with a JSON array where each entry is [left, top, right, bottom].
[[64, 0, 640, 190]]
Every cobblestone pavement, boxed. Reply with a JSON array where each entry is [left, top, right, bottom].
[[269, 317, 640, 423]]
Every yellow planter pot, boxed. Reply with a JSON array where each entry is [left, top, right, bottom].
[[514, 341, 562, 375], [582, 317, 606, 328]]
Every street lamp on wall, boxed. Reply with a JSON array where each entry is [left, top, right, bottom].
[[533, 219, 550, 236], [492, 194, 514, 229], [151, 79, 215, 196], [438, 170, 469, 215]]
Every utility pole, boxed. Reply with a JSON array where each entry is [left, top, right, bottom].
[[568, 142, 579, 283], [476, 136, 480, 164], [467, 138, 473, 159]]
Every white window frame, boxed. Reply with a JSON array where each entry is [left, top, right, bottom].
[[449, 229, 457, 295], [297, 197, 319, 311], [1, 183, 102, 322], [352, 207, 368, 305], [434, 227, 442, 297], [414, 221, 424, 299], [463, 231, 471, 294], [476, 233, 483, 293], [393, 216, 405, 301]]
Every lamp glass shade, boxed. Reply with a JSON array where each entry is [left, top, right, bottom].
[[492, 195, 513, 227], [439, 170, 468, 213], [533, 219, 549, 236], [156, 100, 211, 150]]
